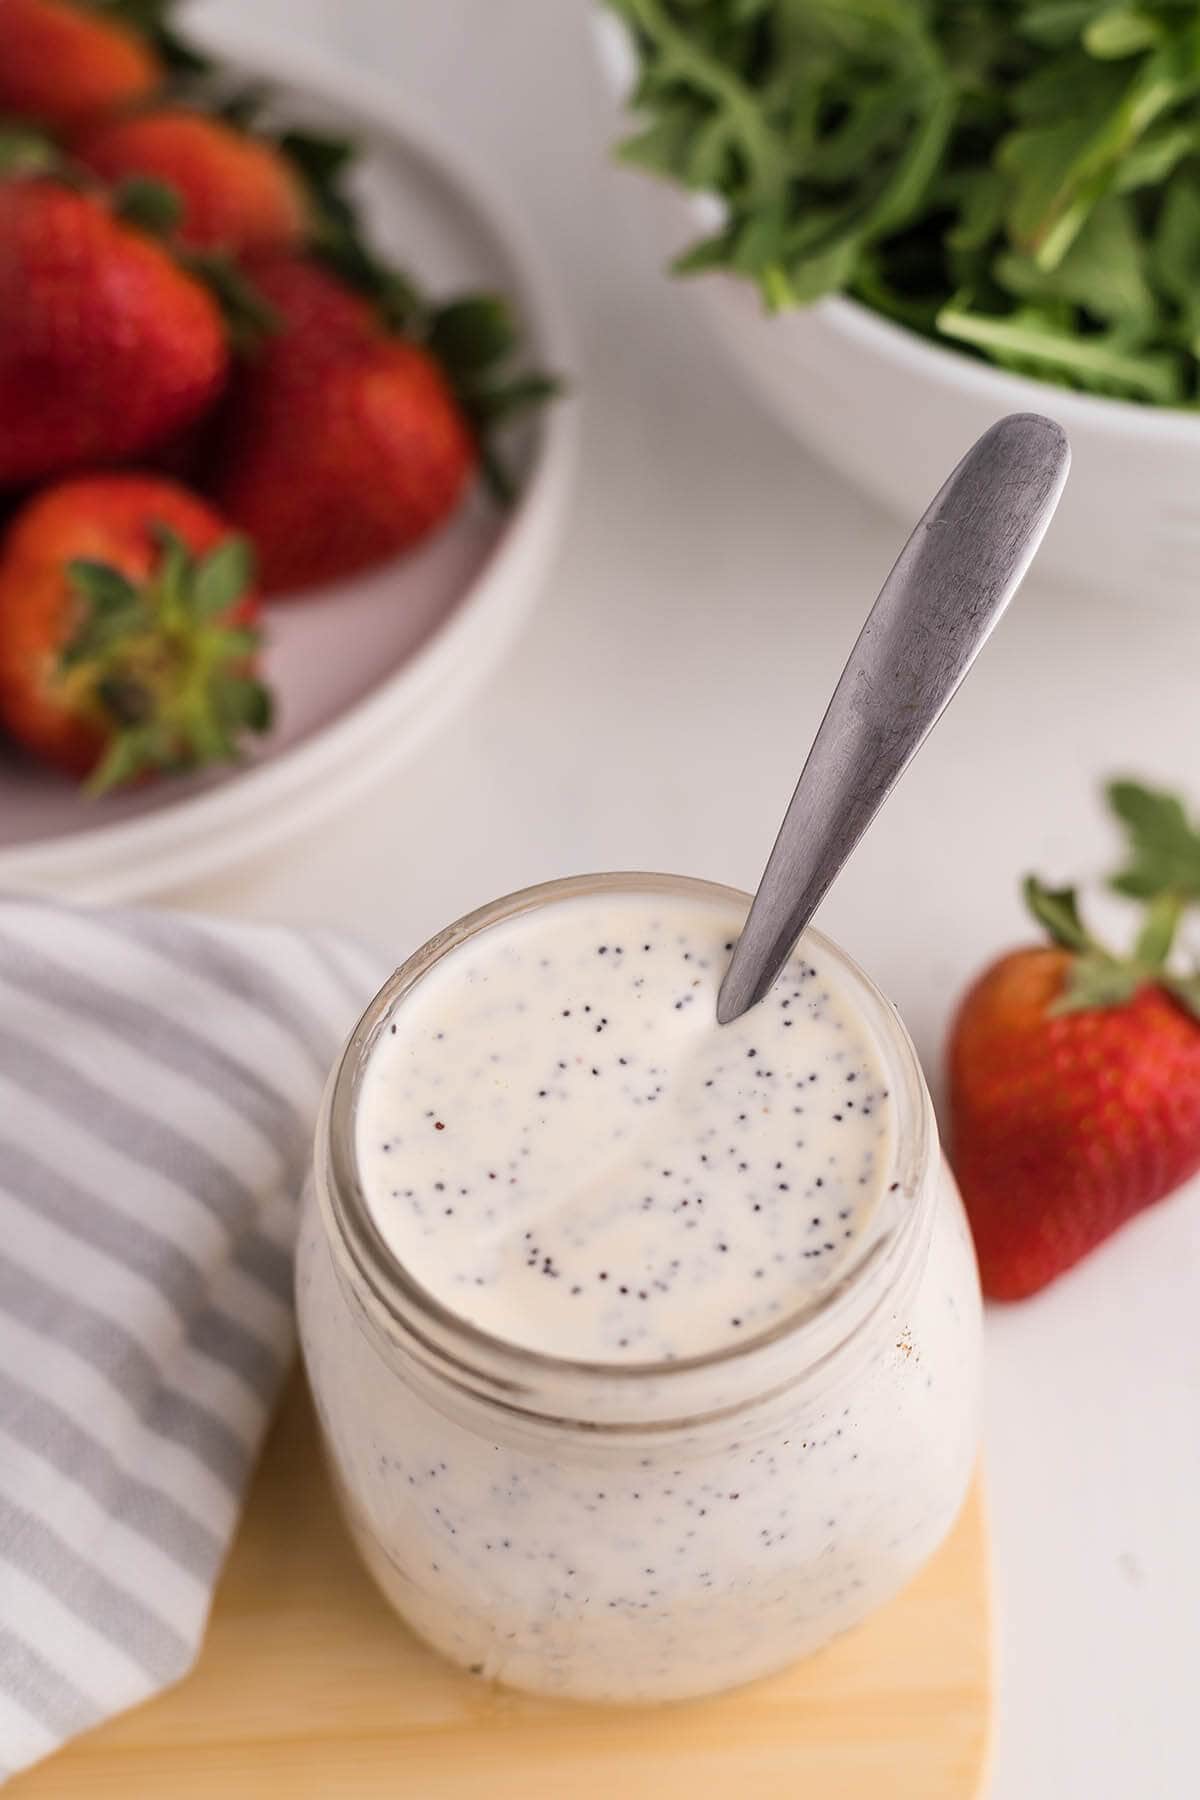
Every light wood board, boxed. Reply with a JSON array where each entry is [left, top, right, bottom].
[[14, 1379, 992, 1799]]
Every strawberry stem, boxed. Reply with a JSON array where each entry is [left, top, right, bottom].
[[1133, 890, 1184, 968], [1024, 780, 1200, 1022]]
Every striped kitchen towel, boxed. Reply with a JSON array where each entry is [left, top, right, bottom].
[[0, 896, 383, 1785]]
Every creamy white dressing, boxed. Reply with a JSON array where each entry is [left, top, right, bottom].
[[356, 893, 895, 1362]]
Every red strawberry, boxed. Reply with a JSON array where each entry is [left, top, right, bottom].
[[948, 782, 1200, 1300], [204, 135, 558, 593], [201, 212, 556, 591], [74, 109, 308, 256], [204, 264, 558, 593], [0, 473, 270, 790], [212, 334, 475, 594], [0, 0, 162, 132], [0, 178, 229, 486], [237, 251, 381, 367]]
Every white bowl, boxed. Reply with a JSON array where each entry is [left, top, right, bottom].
[[0, 21, 576, 901], [593, 14, 1199, 611]]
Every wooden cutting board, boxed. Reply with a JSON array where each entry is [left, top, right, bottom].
[[13, 1378, 992, 1799]]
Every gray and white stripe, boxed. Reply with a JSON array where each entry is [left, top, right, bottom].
[[0, 899, 383, 1785]]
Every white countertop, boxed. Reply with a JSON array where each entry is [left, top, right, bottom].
[[187, 3, 1200, 1793]]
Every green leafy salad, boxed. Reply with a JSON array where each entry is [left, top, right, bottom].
[[605, 0, 1200, 405]]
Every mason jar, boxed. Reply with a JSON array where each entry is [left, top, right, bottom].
[[296, 874, 982, 1703]]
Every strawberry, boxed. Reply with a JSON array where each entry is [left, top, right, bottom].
[[0, 474, 270, 791], [236, 250, 381, 367], [0, 178, 229, 487], [948, 781, 1200, 1300], [0, 0, 163, 132], [74, 109, 308, 256], [212, 336, 474, 593], [205, 243, 560, 593], [187, 125, 562, 591]]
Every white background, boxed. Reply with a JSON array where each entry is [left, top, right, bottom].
[[186, 3, 1200, 1793]]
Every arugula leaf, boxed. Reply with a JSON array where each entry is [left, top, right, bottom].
[[1019, 5, 1116, 51], [994, 193, 1154, 322], [1085, 10, 1167, 60], [936, 299, 1184, 401], [1152, 178, 1200, 352], [1113, 118, 1199, 189]]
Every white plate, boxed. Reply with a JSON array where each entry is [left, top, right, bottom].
[[0, 22, 576, 901]]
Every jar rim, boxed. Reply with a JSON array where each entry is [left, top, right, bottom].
[[318, 872, 936, 1415]]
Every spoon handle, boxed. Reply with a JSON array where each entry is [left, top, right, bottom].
[[717, 412, 1070, 1025]]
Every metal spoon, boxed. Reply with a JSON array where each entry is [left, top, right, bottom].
[[717, 412, 1070, 1026]]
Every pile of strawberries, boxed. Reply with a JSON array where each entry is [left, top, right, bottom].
[[0, 0, 553, 793]]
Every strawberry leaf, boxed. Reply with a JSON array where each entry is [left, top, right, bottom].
[[182, 706, 235, 764], [278, 128, 356, 186], [191, 537, 254, 619], [217, 676, 273, 732], [63, 562, 144, 667], [85, 731, 152, 797], [210, 627, 260, 659], [152, 28, 212, 77], [179, 250, 279, 347], [66, 560, 139, 611], [0, 126, 60, 177], [428, 297, 518, 375], [374, 274, 426, 336], [1107, 777, 1200, 900], [1023, 875, 1095, 952], [478, 442, 516, 508], [113, 176, 183, 237], [1053, 951, 1147, 1014], [150, 522, 190, 620], [95, 673, 154, 727], [469, 373, 563, 426]]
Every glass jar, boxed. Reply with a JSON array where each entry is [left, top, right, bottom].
[[297, 874, 982, 1703]]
